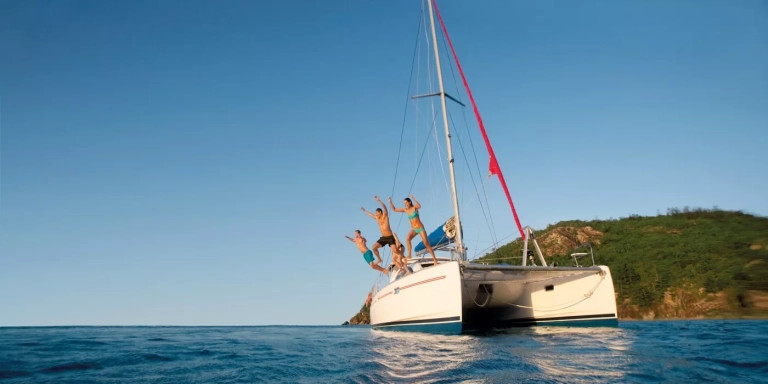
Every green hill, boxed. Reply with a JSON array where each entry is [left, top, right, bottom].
[[476, 208, 768, 319]]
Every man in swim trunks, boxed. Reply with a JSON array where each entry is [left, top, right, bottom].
[[361, 195, 397, 264], [345, 230, 388, 275]]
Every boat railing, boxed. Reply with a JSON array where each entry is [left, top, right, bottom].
[[414, 242, 464, 261], [570, 253, 589, 267], [467, 255, 523, 265], [572, 242, 596, 266]]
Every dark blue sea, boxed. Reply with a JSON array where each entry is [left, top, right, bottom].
[[1, 320, 767, 383]]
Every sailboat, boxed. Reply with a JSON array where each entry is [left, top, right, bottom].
[[368, 0, 618, 334]]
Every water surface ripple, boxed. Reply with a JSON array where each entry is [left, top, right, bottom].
[[1, 320, 766, 383]]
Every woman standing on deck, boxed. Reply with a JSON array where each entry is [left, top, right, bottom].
[[388, 195, 438, 265]]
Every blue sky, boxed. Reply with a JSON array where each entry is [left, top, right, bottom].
[[1, 0, 766, 326]]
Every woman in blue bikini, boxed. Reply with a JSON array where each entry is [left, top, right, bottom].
[[389, 195, 438, 266]]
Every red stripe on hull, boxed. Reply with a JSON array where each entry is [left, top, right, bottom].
[[376, 275, 446, 301]]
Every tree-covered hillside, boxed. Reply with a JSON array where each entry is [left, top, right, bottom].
[[476, 209, 768, 318]]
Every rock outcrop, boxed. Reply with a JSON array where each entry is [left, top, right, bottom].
[[538, 226, 603, 257], [347, 292, 371, 325], [348, 304, 370, 325]]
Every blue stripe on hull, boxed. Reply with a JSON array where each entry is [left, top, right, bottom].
[[463, 310, 618, 329], [373, 317, 615, 334], [373, 321, 462, 335], [535, 317, 618, 327]]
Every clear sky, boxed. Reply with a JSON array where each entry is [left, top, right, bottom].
[[1, 0, 766, 326]]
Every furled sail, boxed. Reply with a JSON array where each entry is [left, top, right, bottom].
[[415, 216, 461, 252]]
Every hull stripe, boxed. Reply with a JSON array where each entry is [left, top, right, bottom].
[[373, 316, 461, 328], [376, 275, 446, 302], [525, 313, 617, 323], [464, 313, 617, 328], [400, 275, 445, 290]]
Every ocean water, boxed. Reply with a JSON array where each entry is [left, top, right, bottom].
[[1, 320, 767, 383]]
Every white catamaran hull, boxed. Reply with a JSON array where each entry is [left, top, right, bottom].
[[370, 261, 617, 334], [460, 264, 617, 329], [370, 261, 463, 333]]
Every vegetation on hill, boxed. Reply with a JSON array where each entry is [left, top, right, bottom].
[[347, 303, 370, 326], [476, 208, 768, 319]]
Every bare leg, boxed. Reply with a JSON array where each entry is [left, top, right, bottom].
[[371, 242, 383, 264], [390, 248, 403, 271], [420, 231, 438, 265], [397, 255, 407, 272], [370, 262, 388, 275], [405, 230, 416, 259]]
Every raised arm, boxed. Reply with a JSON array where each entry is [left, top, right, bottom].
[[361, 206, 375, 219], [374, 196, 388, 215], [410, 194, 422, 209], [345, 235, 354, 242], [388, 197, 406, 213]]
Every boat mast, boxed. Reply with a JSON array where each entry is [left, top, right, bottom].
[[427, 0, 464, 260]]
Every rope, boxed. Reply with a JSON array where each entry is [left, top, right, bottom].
[[432, 0, 526, 239], [390, 4, 446, 239], [435, 18, 496, 238], [470, 256, 523, 264], [469, 232, 519, 260], [391, 8, 426, 200], [447, 109, 498, 247], [470, 283, 492, 307]]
